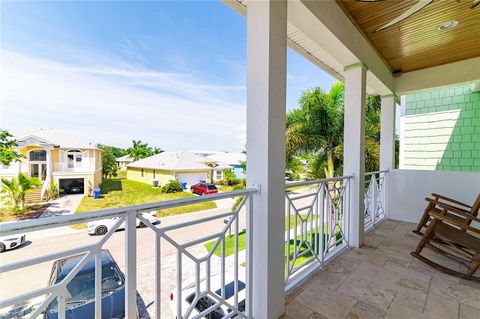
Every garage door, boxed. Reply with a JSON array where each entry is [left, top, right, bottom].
[[177, 172, 208, 186], [59, 178, 85, 194]]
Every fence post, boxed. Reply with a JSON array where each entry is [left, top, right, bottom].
[[125, 210, 137, 318]]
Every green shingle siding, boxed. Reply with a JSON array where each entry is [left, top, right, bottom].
[[403, 85, 480, 172]]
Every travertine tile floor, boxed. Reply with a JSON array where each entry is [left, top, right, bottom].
[[282, 220, 480, 319]]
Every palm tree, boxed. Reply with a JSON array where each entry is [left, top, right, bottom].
[[1, 173, 34, 211], [151, 147, 163, 155], [286, 82, 381, 179], [128, 140, 152, 160]]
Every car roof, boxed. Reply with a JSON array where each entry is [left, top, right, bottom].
[[54, 250, 116, 282]]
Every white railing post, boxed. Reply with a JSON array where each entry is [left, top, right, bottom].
[[383, 171, 388, 220], [371, 174, 378, 226], [155, 233, 161, 319], [246, 193, 254, 317], [95, 251, 102, 319], [125, 210, 137, 319]]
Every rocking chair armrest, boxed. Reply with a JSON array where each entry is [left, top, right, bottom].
[[425, 198, 471, 214], [428, 210, 480, 235], [431, 193, 471, 209], [434, 201, 475, 217]]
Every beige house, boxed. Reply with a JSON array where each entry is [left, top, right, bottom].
[[127, 151, 232, 187], [0, 129, 103, 197], [116, 155, 133, 168]]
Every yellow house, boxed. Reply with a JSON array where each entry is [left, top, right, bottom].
[[0, 129, 103, 197], [127, 151, 232, 187]]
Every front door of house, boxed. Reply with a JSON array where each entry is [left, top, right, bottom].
[[30, 163, 47, 180]]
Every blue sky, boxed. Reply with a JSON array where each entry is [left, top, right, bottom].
[[0, 1, 336, 151]]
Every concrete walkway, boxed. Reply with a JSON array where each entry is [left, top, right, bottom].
[[40, 194, 84, 218]]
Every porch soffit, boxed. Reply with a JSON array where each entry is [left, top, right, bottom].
[[223, 0, 394, 96]]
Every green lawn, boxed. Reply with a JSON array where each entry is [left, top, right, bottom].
[[217, 185, 236, 193], [207, 232, 320, 270], [205, 220, 343, 270], [205, 214, 308, 257], [204, 230, 247, 257], [73, 178, 217, 228]]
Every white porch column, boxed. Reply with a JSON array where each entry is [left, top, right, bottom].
[[246, 0, 287, 318], [46, 147, 52, 179], [380, 95, 396, 170], [343, 63, 367, 248]]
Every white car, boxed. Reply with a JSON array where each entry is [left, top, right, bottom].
[[87, 212, 159, 236], [169, 275, 246, 319], [0, 234, 26, 253]]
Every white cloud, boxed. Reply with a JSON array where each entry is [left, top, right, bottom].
[[0, 49, 246, 151]]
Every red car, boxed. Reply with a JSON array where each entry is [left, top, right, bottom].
[[190, 183, 218, 195]]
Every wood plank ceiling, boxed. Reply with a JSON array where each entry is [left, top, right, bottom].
[[336, 0, 480, 73]]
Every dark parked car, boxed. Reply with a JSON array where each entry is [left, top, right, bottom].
[[190, 183, 218, 196], [45, 250, 125, 319]]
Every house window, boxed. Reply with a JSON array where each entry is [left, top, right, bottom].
[[141, 169, 144, 177], [29, 150, 47, 161], [216, 171, 222, 180], [66, 150, 82, 169], [153, 170, 156, 179]]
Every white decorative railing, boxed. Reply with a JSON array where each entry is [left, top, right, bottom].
[[0, 188, 258, 319], [364, 170, 388, 232], [40, 178, 50, 200], [52, 162, 93, 172], [284, 175, 352, 288]]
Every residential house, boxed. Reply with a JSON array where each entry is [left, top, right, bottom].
[[0, 129, 103, 197], [201, 152, 246, 178], [126, 151, 232, 186], [116, 155, 134, 168], [400, 83, 480, 171]]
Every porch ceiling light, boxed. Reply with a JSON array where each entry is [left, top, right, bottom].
[[437, 20, 459, 31]]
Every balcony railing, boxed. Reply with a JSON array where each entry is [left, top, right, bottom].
[[0, 188, 258, 319], [284, 175, 352, 289], [52, 162, 94, 172], [364, 170, 388, 232]]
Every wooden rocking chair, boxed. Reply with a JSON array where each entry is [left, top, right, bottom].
[[411, 200, 480, 282], [413, 193, 480, 236]]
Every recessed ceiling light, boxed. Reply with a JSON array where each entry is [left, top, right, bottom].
[[437, 20, 459, 31]]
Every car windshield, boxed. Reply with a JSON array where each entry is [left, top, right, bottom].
[[49, 263, 124, 309], [214, 281, 245, 300], [186, 293, 224, 319], [207, 185, 217, 190]]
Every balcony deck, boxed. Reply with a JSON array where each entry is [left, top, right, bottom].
[[283, 220, 480, 319]]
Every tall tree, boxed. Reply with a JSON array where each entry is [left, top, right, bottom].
[[102, 149, 118, 180], [128, 140, 152, 160], [96, 144, 128, 158], [286, 82, 381, 179], [0, 129, 23, 166]]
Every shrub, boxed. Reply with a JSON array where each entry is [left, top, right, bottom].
[[161, 180, 183, 193], [220, 170, 242, 186], [239, 178, 246, 188], [29, 177, 43, 187], [230, 184, 246, 211], [46, 182, 59, 201]]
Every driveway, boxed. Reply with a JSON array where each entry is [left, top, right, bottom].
[[40, 194, 84, 218]]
